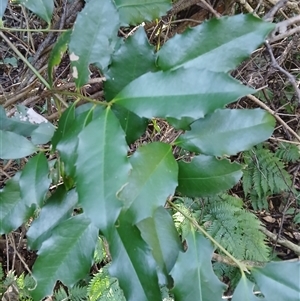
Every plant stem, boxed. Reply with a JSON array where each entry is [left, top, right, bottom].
[[168, 200, 250, 273], [0, 31, 51, 89]]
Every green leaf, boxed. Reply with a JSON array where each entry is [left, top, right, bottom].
[[107, 212, 161, 301], [113, 68, 254, 120], [177, 109, 275, 156], [69, 0, 120, 87], [294, 213, 300, 224], [104, 27, 157, 101], [137, 206, 182, 285], [112, 104, 148, 145], [0, 130, 37, 159], [0, 0, 8, 25], [27, 187, 78, 250], [19, 153, 50, 208], [119, 142, 178, 224], [19, 0, 53, 24], [51, 105, 76, 150], [48, 30, 72, 86], [75, 108, 130, 233], [31, 122, 56, 145], [157, 14, 275, 71], [0, 105, 38, 137], [114, 0, 171, 25], [170, 230, 226, 301], [53, 105, 96, 178], [0, 173, 34, 234], [177, 155, 242, 197], [252, 261, 300, 301], [31, 215, 98, 301], [232, 276, 262, 301], [0, 105, 55, 143]]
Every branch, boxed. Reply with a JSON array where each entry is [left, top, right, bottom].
[[260, 226, 300, 255], [265, 40, 300, 104], [264, 0, 289, 21], [246, 94, 300, 142], [268, 15, 300, 43]]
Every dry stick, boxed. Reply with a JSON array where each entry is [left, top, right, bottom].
[[247, 94, 300, 143], [8, 234, 33, 275], [268, 15, 300, 43], [260, 226, 300, 255], [170, 0, 201, 15], [264, 0, 289, 21], [270, 136, 300, 145], [0, 32, 50, 89], [169, 0, 220, 17], [265, 40, 300, 104], [266, 0, 300, 13], [269, 25, 300, 43], [198, 0, 220, 18], [237, 0, 255, 14], [0, 80, 37, 105]]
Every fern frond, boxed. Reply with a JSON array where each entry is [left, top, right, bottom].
[[3, 271, 16, 287], [252, 168, 264, 198], [0, 263, 4, 280], [69, 285, 87, 301], [242, 145, 293, 210], [87, 266, 125, 301], [275, 142, 300, 163], [242, 166, 252, 197], [203, 195, 270, 261], [172, 199, 195, 239], [249, 192, 268, 211], [0, 263, 5, 295], [54, 287, 68, 301], [94, 237, 106, 264]]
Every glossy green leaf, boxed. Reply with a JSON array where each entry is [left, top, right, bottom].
[[0, 130, 37, 159], [19, 153, 50, 208], [48, 30, 72, 86], [166, 116, 194, 130], [114, 0, 171, 25], [0, 105, 5, 118], [19, 0, 53, 24], [31, 122, 56, 144], [177, 155, 242, 197], [177, 109, 275, 156], [0, 105, 38, 137], [170, 230, 226, 301], [157, 14, 275, 71], [51, 105, 75, 150], [0, 173, 34, 234], [31, 215, 98, 301], [232, 276, 262, 301], [112, 104, 148, 145], [119, 142, 178, 224], [27, 187, 78, 250], [75, 108, 130, 233], [108, 212, 161, 301], [113, 68, 254, 120], [0, 105, 55, 143], [104, 27, 157, 101], [69, 0, 120, 87], [252, 261, 300, 301], [137, 206, 182, 285], [52, 105, 95, 178], [0, 0, 8, 26]]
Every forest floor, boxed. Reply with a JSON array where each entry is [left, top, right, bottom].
[[0, 0, 300, 299]]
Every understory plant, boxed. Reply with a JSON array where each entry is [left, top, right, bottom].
[[0, 0, 300, 300]]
